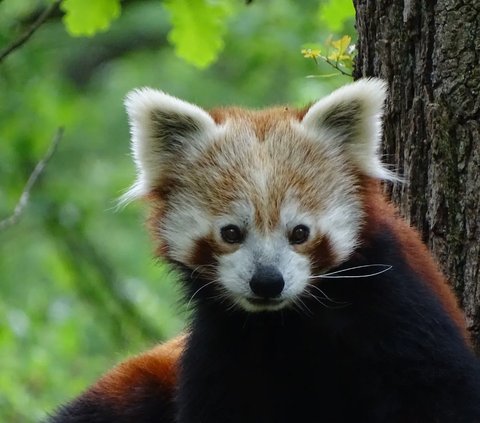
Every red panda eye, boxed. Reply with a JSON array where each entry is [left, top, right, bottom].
[[221, 225, 244, 244], [289, 225, 310, 245]]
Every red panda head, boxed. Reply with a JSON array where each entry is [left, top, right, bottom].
[[123, 79, 395, 312]]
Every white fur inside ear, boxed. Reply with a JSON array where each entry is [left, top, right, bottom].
[[121, 88, 219, 204], [301, 78, 397, 181]]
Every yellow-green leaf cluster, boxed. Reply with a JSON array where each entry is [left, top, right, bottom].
[[301, 35, 355, 78], [61, 0, 121, 37], [301, 48, 321, 59], [327, 35, 353, 67]]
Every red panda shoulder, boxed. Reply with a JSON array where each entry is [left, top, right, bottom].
[[360, 179, 468, 341]]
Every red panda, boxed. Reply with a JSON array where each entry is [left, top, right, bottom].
[[48, 79, 480, 423]]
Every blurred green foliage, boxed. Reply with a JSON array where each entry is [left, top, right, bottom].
[[0, 0, 354, 421], [61, 0, 122, 36], [318, 0, 355, 32]]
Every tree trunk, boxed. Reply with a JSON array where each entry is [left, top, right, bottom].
[[353, 0, 480, 352]]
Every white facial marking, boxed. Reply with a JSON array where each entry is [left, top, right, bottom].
[[216, 229, 312, 312], [162, 196, 212, 263], [317, 201, 362, 262]]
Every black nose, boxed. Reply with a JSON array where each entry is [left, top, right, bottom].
[[249, 266, 285, 298]]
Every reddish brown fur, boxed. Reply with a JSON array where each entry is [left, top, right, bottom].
[[189, 235, 230, 268], [146, 197, 170, 259], [303, 236, 335, 276], [360, 179, 469, 341], [88, 335, 185, 406], [208, 106, 309, 139]]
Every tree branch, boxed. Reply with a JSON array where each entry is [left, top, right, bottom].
[[0, 0, 61, 64], [0, 127, 64, 231]]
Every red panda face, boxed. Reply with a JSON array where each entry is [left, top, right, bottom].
[[123, 79, 395, 312]]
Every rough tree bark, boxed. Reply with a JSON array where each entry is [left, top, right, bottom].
[[353, 0, 480, 351]]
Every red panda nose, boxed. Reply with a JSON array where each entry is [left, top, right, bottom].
[[249, 266, 285, 298]]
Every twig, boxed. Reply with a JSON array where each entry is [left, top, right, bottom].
[[312, 56, 352, 77], [0, 127, 64, 231], [325, 58, 352, 77], [0, 0, 61, 64], [305, 53, 353, 78]]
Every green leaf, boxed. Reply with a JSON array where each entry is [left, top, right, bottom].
[[61, 0, 121, 37], [318, 0, 355, 33], [164, 0, 232, 69]]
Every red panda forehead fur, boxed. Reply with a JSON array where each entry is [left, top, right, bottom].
[[208, 105, 310, 136]]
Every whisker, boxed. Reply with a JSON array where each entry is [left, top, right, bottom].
[[296, 296, 313, 314], [290, 300, 305, 316], [186, 280, 217, 310], [309, 264, 393, 279], [307, 284, 347, 304], [304, 291, 351, 309], [304, 291, 335, 309], [292, 297, 313, 317], [226, 300, 240, 313], [190, 264, 216, 279], [242, 312, 251, 329], [208, 290, 232, 307]]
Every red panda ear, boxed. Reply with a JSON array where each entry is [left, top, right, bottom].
[[121, 88, 219, 203], [301, 78, 397, 181]]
